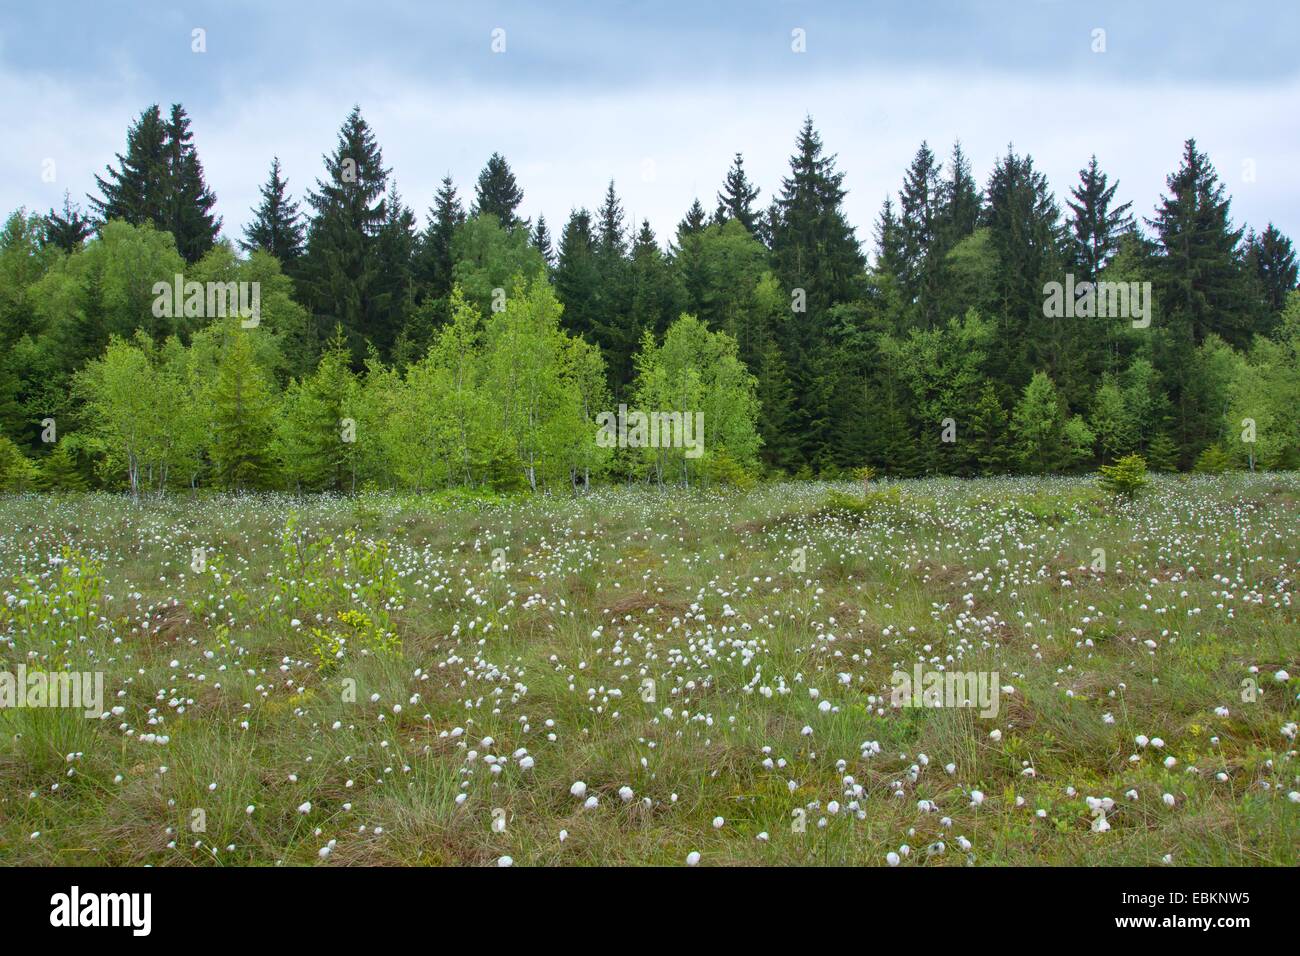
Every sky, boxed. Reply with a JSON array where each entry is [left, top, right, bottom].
[[3, 1, 1298, 251]]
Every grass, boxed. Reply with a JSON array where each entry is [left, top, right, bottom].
[[0, 473, 1297, 866]]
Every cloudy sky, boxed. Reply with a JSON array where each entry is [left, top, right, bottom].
[[3, 1, 1297, 250]]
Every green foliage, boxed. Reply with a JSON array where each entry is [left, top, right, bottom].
[[704, 449, 757, 490], [1145, 433, 1180, 471], [90, 103, 221, 263], [209, 331, 277, 490], [824, 484, 903, 516], [4, 113, 1300, 490], [1193, 445, 1233, 474], [39, 444, 89, 491], [274, 329, 359, 492], [1011, 372, 1093, 473], [630, 313, 761, 486], [0, 434, 41, 491], [1098, 453, 1148, 497]]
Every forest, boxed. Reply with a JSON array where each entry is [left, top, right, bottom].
[[0, 102, 1297, 495]]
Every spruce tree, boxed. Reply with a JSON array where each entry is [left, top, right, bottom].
[[968, 382, 1013, 474], [1065, 155, 1133, 283], [300, 106, 390, 363], [554, 208, 600, 341], [39, 443, 89, 491], [274, 328, 358, 491], [374, 183, 418, 359], [42, 192, 93, 253], [1246, 223, 1297, 315], [939, 141, 981, 246], [982, 146, 1067, 390], [91, 103, 220, 262], [677, 199, 707, 238], [768, 117, 866, 466], [715, 152, 762, 235], [897, 141, 944, 326], [209, 332, 276, 490], [162, 104, 221, 262], [590, 182, 636, 392], [1147, 140, 1251, 458], [769, 117, 864, 313], [596, 181, 627, 257], [472, 153, 525, 230], [628, 219, 682, 340], [872, 197, 907, 301], [241, 157, 304, 266], [90, 105, 169, 229], [1147, 139, 1248, 346], [532, 214, 555, 269], [415, 175, 465, 301]]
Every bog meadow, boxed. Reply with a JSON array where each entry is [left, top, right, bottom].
[[1, 8, 1298, 869]]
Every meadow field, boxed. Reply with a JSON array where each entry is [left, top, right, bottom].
[[1, 474, 1296, 866]]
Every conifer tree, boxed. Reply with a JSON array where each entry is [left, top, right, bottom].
[[897, 142, 947, 326], [1147, 140, 1252, 458], [628, 219, 682, 340], [39, 443, 89, 491], [769, 118, 865, 312], [274, 328, 358, 491], [91, 103, 220, 262], [872, 197, 907, 301], [768, 117, 866, 466], [590, 182, 636, 392], [532, 214, 555, 269], [90, 105, 169, 229], [241, 157, 305, 266], [968, 382, 1013, 474], [982, 147, 1067, 388], [1065, 155, 1133, 283], [715, 152, 762, 235], [373, 183, 417, 359], [677, 199, 708, 239], [939, 141, 981, 246], [209, 332, 276, 490], [1147, 139, 1248, 346], [300, 106, 390, 362], [415, 175, 466, 301], [1246, 223, 1297, 316], [42, 192, 94, 253], [555, 208, 600, 341], [472, 153, 525, 230], [162, 104, 221, 262], [596, 181, 627, 257]]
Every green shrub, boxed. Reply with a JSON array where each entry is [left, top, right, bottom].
[[1193, 445, 1232, 474], [704, 450, 757, 490], [1145, 434, 1179, 471], [1098, 453, 1148, 497], [0, 435, 41, 491]]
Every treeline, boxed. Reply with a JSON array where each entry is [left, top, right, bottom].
[[0, 103, 1297, 493]]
